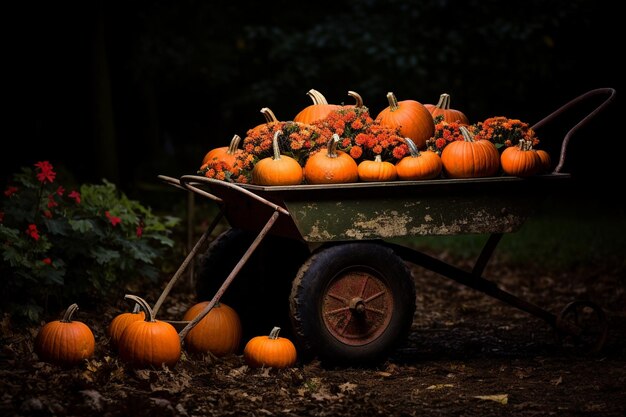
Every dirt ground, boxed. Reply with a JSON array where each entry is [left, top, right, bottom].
[[1, 251, 625, 417]]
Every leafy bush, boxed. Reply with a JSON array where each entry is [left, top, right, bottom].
[[0, 162, 181, 322]]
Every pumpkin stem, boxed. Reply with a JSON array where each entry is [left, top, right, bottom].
[[227, 134, 241, 155], [268, 326, 282, 340], [404, 137, 421, 157], [307, 89, 329, 105], [518, 139, 534, 151], [386, 92, 400, 112], [325, 134, 341, 158], [260, 107, 279, 124], [124, 294, 156, 323], [347, 90, 363, 108], [373, 154, 383, 163], [61, 303, 79, 323], [271, 130, 283, 160], [131, 302, 141, 314], [436, 93, 451, 110], [459, 126, 475, 142]]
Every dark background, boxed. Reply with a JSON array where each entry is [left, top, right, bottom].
[[6, 0, 621, 202]]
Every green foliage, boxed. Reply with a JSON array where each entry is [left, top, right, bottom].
[[0, 162, 181, 323]]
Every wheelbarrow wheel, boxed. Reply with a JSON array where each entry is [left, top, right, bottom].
[[290, 241, 416, 366], [196, 228, 310, 346]]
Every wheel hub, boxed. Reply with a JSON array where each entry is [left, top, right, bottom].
[[322, 269, 393, 346]]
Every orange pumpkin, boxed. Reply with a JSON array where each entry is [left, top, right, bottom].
[[117, 294, 181, 369], [357, 154, 397, 182], [375, 92, 435, 150], [500, 139, 542, 177], [247, 107, 281, 137], [243, 326, 297, 369], [425, 93, 469, 125], [35, 304, 96, 366], [395, 138, 442, 180], [34, 303, 95, 366], [535, 149, 552, 173], [251, 130, 304, 185], [294, 89, 341, 124], [107, 302, 145, 349], [441, 126, 500, 178], [200, 134, 243, 170], [183, 302, 242, 356], [304, 134, 359, 184]]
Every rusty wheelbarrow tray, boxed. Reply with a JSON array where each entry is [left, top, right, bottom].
[[155, 87, 616, 366]]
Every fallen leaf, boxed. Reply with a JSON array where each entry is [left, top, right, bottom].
[[376, 371, 392, 377], [426, 384, 454, 390], [474, 394, 508, 405], [551, 376, 563, 386], [228, 365, 248, 378], [339, 382, 357, 393]]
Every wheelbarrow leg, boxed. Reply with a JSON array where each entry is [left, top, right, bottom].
[[471, 233, 502, 277], [152, 209, 225, 316], [178, 210, 282, 341]]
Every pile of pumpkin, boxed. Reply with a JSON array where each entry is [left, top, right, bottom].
[[199, 90, 552, 185], [34, 295, 296, 370]]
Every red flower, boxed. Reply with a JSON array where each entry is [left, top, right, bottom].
[[42, 258, 52, 265], [68, 190, 81, 204], [56, 186, 65, 196], [34, 161, 56, 184], [136, 226, 143, 238], [43, 210, 53, 219], [27, 224, 40, 241], [105, 211, 121, 227], [47, 194, 58, 208], [4, 186, 18, 197]]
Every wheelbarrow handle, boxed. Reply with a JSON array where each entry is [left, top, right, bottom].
[[179, 175, 290, 215], [531, 88, 616, 173]]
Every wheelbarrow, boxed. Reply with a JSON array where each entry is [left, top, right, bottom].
[[153, 87, 616, 366]]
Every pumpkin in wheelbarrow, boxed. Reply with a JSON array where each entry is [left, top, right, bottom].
[[304, 134, 358, 184], [200, 134, 244, 172], [441, 126, 500, 178], [251, 130, 304, 185]]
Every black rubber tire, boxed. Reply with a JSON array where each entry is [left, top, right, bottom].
[[289, 241, 416, 366], [195, 228, 310, 347]]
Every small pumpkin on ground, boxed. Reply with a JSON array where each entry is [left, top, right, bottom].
[[107, 301, 145, 349], [375, 92, 435, 150], [243, 326, 297, 369], [357, 154, 397, 182], [500, 139, 542, 177], [183, 301, 242, 357], [34, 303, 95, 366], [441, 126, 500, 178], [117, 294, 181, 369], [395, 138, 442, 180], [251, 130, 304, 185], [304, 134, 359, 184], [424, 93, 469, 125]]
